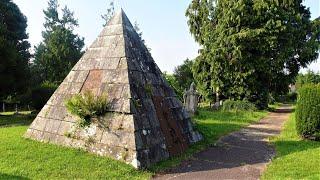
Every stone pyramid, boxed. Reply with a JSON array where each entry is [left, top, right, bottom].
[[25, 10, 202, 168]]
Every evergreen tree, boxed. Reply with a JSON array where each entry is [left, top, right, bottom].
[[0, 0, 31, 100], [32, 0, 84, 84], [173, 59, 194, 93], [186, 0, 320, 108]]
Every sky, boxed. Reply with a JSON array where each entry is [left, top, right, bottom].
[[13, 0, 320, 73]]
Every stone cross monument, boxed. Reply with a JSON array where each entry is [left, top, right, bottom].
[[184, 82, 199, 115]]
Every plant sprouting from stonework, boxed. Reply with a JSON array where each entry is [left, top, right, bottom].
[[65, 91, 110, 128], [144, 83, 153, 97]]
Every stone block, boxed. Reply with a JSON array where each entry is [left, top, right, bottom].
[[57, 121, 74, 136], [44, 119, 61, 134], [101, 70, 129, 84], [29, 117, 47, 131], [100, 83, 124, 99], [91, 35, 125, 49], [64, 70, 89, 83], [99, 24, 123, 36], [100, 130, 136, 150], [94, 58, 120, 70]]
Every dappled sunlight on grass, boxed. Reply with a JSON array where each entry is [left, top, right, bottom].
[[262, 113, 320, 179]]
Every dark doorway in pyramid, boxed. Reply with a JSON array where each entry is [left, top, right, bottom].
[[25, 10, 202, 169]]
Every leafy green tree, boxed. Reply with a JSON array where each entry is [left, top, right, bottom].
[[296, 71, 320, 88], [32, 0, 84, 84], [186, 0, 320, 108], [0, 0, 31, 100], [173, 59, 194, 93]]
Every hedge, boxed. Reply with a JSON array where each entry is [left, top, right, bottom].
[[295, 84, 320, 140], [222, 99, 257, 112]]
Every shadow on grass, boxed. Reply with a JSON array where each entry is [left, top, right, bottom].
[[0, 173, 30, 180], [150, 108, 267, 172], [0, 113, 35, 127], [273, 139, 320, 157], [149, 122, 245, 173]]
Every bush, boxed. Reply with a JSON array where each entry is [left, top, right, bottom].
[[296, 84, 320, 140], [31, 81, 58, 110], [65, 91, 109, 128], [222, 100, 257, 112]]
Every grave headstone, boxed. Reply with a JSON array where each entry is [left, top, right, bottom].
[[183, 82, 199, 115]]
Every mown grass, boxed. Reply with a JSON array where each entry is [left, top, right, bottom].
[[262, 113, 320, 180], [0, 108, 267, 179], [0, 112, 34, 127]]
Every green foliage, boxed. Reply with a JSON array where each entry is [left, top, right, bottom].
[[65, 91, 109, 128], [296, 71, 320, 89], [31, 81, 58, 110], [222, 100, 257, 112], [31, 0, 84, 85], [186, 0, 320, 109], [163, 72, 183, 100], [295, 84, 320, 140], [262, 113, 320, 179], [0, 111, 34, 127], [0, 0, 31, 100], [275, 92, 297, 103], [163, 59, 195, 100], [173, 59, 195, 93]]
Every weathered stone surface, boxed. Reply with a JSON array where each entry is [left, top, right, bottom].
[[25, 9, 202, 169], [29, 117, 47, 131], [183, 82, 199, 115]]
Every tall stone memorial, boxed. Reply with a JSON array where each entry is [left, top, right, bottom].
[[25, 10, 202, 169], [184, 82, 199, 115]]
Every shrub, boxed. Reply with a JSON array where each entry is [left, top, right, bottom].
[[31, 81, 58, 110], [296, 84, 320, 140], [65, 91, 109, 128], [222, 100, 257, 112]]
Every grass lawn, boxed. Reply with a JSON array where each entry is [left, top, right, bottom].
[[0, 112, 34, 127], [0, 109, 267, 179], [262, 113, 320, 180]]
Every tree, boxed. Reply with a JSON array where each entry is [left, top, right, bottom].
[[162, 59, 195, 100], [296, 71, 320, 89], [173, 59, 194, 94], [0, 0, 31, 100], [186, 0, 320, 108], [32, 0, 84, 84], [101, 0, 115, 27]]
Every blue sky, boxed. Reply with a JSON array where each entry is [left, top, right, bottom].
[[13, 0, 320, 73]]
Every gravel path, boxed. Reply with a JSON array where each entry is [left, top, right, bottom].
[[153, 105, 292, 180]]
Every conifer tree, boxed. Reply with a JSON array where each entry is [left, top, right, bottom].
[[0, 0, 31, 99], [32, 0, 84, 84]]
